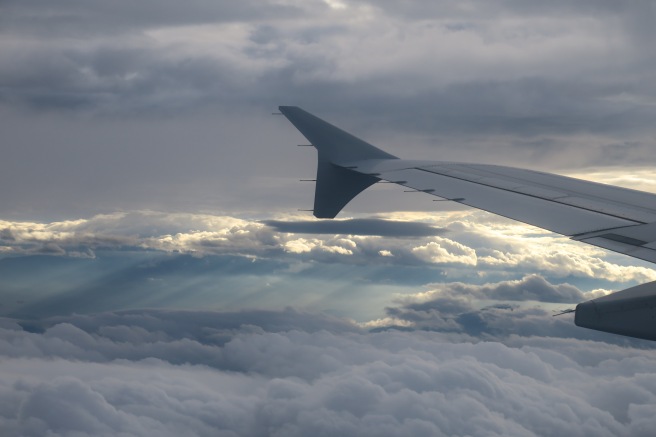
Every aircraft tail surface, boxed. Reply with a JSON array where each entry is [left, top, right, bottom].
[[279, 106, 397, 218]]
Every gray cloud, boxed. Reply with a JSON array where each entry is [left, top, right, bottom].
[[2, 0, 655, 130], [375, 275, 653, 345], [262, 218, 445, 237], [428, 274, 586, 303], [2, 308, 656, 436], [1, 0, 301, 37], [2, 0, 656, 220]]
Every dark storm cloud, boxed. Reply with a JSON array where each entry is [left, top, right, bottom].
[[262, 218, 445, 237], [2, 308, 656, 436]]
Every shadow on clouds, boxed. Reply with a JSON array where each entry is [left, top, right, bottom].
[[262, 218, 446, 237]]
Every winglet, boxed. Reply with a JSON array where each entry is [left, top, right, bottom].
[[279, 106, 397, 164], [279, 106, 397, 218]]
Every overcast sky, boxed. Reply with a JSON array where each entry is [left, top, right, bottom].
[[2, 1, 656, 435]]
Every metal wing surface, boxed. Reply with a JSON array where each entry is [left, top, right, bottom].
[[279, 105, 656, 264], [348, 158, 656, 264], [278, 105, 656, 340]]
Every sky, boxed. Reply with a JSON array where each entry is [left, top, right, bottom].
[[2, 0, 656, 435]]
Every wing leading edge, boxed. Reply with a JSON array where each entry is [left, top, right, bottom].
[[278, 106, 656, 341]]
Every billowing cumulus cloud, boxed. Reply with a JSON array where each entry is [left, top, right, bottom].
[[2, 308, 656, 436], [2, 209, 655, 323], [411, 274, 590, 304], [2, 210, 655, 285], [2, 210, 655, 284], [411, 238, 478, 266], [370, 275, 621, 341]]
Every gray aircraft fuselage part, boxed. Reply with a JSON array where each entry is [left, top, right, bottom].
[[278, 106, 656, 341], [575, 281, 656, 341]]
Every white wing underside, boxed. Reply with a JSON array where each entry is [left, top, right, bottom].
[[346, 158, 656, 264]]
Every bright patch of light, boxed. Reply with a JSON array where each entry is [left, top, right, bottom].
[[324, 0, 347, 9]]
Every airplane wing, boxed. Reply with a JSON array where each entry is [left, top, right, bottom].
[[278, 106, 656, 341], [349, 160, 656, 264]]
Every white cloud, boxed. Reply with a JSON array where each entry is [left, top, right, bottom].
[[411, 238, 478, 265], [566, 167, 656, 195], [2, 210, 655, 285], [284, 238, 314, 254]]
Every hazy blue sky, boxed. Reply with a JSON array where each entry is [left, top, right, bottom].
[[2, 1, 656, 435]]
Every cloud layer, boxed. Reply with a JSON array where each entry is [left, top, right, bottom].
[[2, 210, 654, 282], [1, 209, 654, 325], [2, 308, 656, 436], [3, 0, 655, 126]]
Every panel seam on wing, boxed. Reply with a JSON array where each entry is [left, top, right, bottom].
[[414, 167, 647, 226]]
